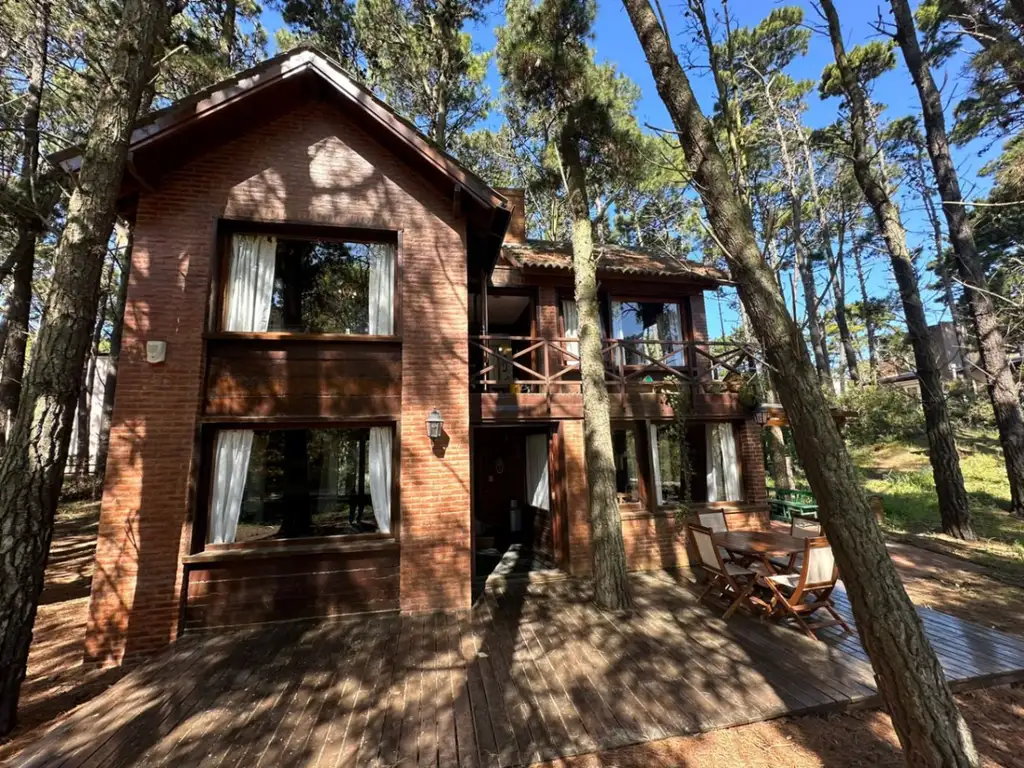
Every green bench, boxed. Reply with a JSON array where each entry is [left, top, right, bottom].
[[768, 488, 819, 522]]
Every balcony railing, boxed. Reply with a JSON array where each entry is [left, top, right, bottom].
[[468, 336, 760, 399]]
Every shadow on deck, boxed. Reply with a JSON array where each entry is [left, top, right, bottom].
[[12, 571, 1024, 767]]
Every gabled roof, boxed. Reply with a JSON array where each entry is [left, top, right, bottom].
[[501, 239, 729, 285], [51, 46, 508, 214]]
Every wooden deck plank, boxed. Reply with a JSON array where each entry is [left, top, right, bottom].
[[442, 611, 478, 768], [13, 573, 1024, 768], [307, 617, 375, 767], [134, 625, 293, 767], [464, 606, 518, 767]]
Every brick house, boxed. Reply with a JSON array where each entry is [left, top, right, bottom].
[[58, 48, 767, 665]]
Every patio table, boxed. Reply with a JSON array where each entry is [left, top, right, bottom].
[[712, 531, 804, 575]]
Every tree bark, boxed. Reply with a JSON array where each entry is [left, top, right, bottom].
[[767, 425, 794, 490], [0, 0, 173, 736], [821, 0, 974, 541], [891, 0, 1024, 518], [619, 1, 980, 764], [852, 237, 879, 378], [93, 225, 133, 491], [76, 292, 109, 476], [0, 232, 35, 452], [559, 127, 632, 612]]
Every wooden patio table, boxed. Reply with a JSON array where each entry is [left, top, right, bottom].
[[712, 531, 804, 575]]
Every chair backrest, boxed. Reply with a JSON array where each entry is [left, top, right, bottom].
[[801, 537, 837, 588], [697, 510, 728, 533], [688, 524, 724, 574], [791, 517, 822, 539]]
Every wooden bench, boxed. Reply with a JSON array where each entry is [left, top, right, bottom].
[[768, 488, 819, 521]]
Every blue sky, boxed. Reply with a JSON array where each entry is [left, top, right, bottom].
[[261, 0, 1000, 341]]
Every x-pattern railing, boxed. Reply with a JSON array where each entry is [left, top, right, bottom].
[[469, 335, 760, 399]]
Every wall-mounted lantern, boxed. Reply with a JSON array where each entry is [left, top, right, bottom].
[[426, 408, 444, 440]]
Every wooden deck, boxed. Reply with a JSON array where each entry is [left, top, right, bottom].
[[14, 572, 1024, 768]]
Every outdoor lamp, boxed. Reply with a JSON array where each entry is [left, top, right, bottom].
[[753, 406, 769, 427], [426, 408, 444, 440]]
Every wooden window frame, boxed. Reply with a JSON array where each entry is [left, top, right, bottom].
[[211, 220, 404, 341], [645, 419, 747, 516], [190, 419, 402, 558], [610, 421, 647, 512], [607, 296, 693, 369]]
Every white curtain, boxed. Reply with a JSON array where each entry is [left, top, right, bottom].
[[561, 299, 580, 364], [525, 433, 550, 511], [224, 234, 277, 332], [210, 235, 277, 544], [368, 427, 392, 533], [209, 430, 254, 544], [649, 422, 664, 506], [368, 243, 396, 336], [706, 423, 742, 502]]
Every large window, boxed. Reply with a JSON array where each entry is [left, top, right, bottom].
[[207, 426, 393, 545], [650, 422, 742, 506], [613, 428, 641, 503], [611, 300, 685, 366], [221, 233, 396, 336]]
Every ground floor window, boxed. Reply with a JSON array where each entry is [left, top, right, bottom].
[[649, 421, 743, 506], [207, 425, 393, 545], [613, 428, 641, 503]]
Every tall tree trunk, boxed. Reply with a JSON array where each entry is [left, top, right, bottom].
[[0, 0, 50, 452], [220, 0, 236, 65], [795, 131, 859, 383], [0, 235, 35, 452], [0, 0, 173, 736], [559, 127, 631, 612], [891, 0, 1024, 518], [820, 0, 974, 541], [619, 2, 980, 765], [767, 425, 794, 489], [853, 238, 879, 378], [761, 79, 832, 383], [75, 292, 109, 475], [93, 225, 133, 491], [793, 199, 831, 383]]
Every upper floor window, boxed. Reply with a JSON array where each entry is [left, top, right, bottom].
[[611, 300, 685, 366], [223, 233, 395, 335]]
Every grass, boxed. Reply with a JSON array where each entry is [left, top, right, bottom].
[[848, 430, 1024, 581]]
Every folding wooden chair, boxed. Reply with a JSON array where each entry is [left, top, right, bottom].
[[772, 516, 823, 572], [697, 510, 736, 562], [688, 524, 763, 619], [760, 536, 851, 640]]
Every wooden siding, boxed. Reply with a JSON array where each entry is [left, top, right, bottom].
[[183, 541, 399, 629], [203, 337, 402, 420]]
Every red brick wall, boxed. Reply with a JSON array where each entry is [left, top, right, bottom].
[[559, 414, 768, 575], [85, 98, 469, 663]]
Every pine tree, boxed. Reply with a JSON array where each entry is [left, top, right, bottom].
[[497, 0, 643, 609], [619, 0, 979, 763], [0, 0, 178, 736]]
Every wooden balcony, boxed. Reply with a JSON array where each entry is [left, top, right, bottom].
[[469, 335, 758, 422]]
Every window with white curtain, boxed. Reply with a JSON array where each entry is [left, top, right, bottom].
[[649, 422, 742, 506], [222, 234, 395, 336], [207, 426, 394, 546]]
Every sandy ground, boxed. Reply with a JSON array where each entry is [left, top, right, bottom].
[[2, 503, 1023, 766]]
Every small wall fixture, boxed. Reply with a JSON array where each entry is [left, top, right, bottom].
[[426, 408, 444, 440], [146, 340, 167, 364]]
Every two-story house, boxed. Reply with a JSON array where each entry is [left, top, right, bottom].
[[63, 48, 767, 665]]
